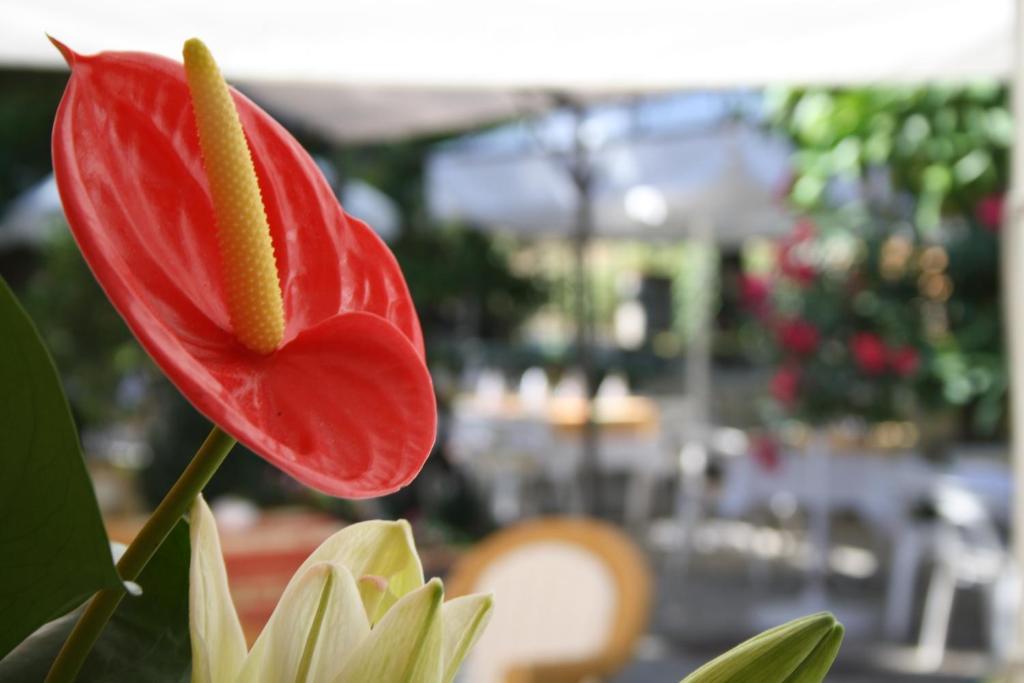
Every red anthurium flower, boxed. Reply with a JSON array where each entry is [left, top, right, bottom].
[[51, 39, 436, 498], [849, 332, 887, 376], [777, 318, 819, 356], [889, 345, 921, 377]]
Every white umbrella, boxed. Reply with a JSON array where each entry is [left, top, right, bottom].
[[427, 98, 793, 245]]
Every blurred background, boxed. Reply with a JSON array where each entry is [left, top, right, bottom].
[[2, 1, 1021, 681]]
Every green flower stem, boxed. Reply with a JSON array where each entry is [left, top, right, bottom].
[[45, 425, 237, 683]]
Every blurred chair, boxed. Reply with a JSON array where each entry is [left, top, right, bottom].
[[447, 517, 652, 683], [884, 481, 1018, 670], [916, 482, 1017, 669]]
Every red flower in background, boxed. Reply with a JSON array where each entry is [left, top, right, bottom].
[[770, 366, 801, 405], [850, 333, 888, 375], [739, 274, 772, 316], [51, 42, 436, 498], [889, 345, 921, 377], [976, 193, 1005, 232], [750, 434, 780, 472], [778, 220, 817, 286], [777, 318, 820, 356], [791, 219, 816, 243]]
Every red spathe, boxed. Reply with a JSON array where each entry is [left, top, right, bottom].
[[52, 45, 436, 498]]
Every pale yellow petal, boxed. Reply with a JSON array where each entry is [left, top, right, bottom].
[[238, 562, 370, 683], [305, 566, 374, 682], [293, 520, 423, 617], [357, 574, 390, 625], [189, 496, 247, 683], [334, 578, 444, 683], [440, 593, 494, 683]]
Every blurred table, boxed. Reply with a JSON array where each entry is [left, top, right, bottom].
[[545, 395, 659, 434], [448, 393, 666, 521], [717, 444, 1012, 535], [717, 445, 936, 538]]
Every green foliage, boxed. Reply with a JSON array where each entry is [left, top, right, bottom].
[[768, 85, 1008, 434], [0, 522, 192, 682], [770, 84, 1009, 225], [19, 232, 149, 428], [0, 277, 121, 660], [391, 225, 547, 343], [0, 69, 67, 212]]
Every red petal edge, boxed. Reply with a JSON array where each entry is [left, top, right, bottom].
[[52, 45, 435, 497], [213, 312, 437, 498]]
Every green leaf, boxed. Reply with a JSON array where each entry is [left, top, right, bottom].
[[0, 276, 122, 659], [0, 521, 192, 682]]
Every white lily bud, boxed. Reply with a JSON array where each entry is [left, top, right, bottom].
[[681, 612, 844, 683]]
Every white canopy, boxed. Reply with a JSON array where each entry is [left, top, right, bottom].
[[2, 0, 1014, 141], [427, 94, 793, 244]]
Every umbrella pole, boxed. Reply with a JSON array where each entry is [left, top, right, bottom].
[[673, 216, 715, 570], [568, 100, 600, 516], [1009, 0, 1024, 675], [684, 216, 714, 435]]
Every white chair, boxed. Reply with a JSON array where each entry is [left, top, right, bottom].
[[885, 481, 1017, 669], [917, 483, 1016, 668]]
